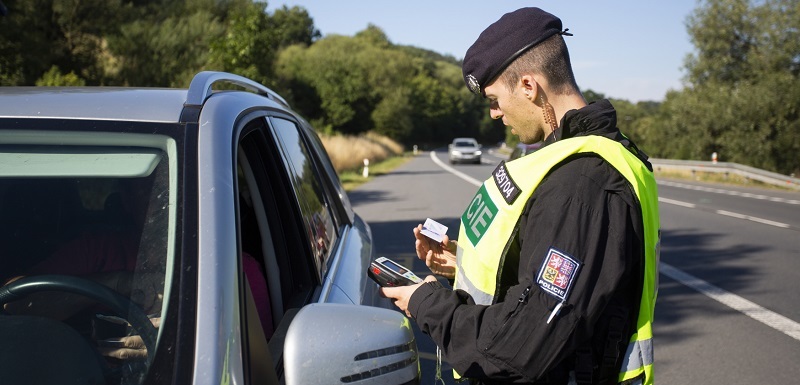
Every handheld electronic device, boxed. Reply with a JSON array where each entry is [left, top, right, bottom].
[[368, 256, 422, 287]]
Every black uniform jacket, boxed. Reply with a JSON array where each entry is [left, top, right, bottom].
[[408, 100, 652, 384]]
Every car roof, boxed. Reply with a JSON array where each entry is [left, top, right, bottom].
[[0, 72, 292, 124], [0, 87, 190, 123]]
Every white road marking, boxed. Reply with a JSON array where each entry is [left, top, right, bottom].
[[658, 195, 790, 229], [659, 180, 800, 205], [658, 197, 696, 208], [715, 210, 790, 228], [660, 263, 800, 341], [430, 150, 482, 187]]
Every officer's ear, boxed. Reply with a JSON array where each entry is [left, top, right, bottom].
[[520, 75, 539, 102]]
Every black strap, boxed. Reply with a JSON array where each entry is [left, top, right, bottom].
[[574, 306, 631, 385], [574, 346, 594, 384], [598, 308, 630, 385]]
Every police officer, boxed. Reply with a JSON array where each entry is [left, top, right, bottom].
[[381, 7, 660, 385]]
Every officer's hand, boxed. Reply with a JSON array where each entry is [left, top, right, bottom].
[[380, 275, 437, 318], [413, 224, 457, 279]]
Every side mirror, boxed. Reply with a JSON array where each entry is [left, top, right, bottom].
[[284, 303, 419, 385]]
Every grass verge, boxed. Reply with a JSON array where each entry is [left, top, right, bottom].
[[339, 153, 415, 191]]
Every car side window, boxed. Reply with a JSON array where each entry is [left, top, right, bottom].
[[299, 119, 353, 227], [268, 117, 337, 280]]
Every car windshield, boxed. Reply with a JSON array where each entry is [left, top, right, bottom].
[[0, 129, 176, 384], [454, 140, 477, 147]]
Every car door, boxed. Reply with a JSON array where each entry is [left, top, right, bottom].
[[234, 109, 397, 381], [234, 111, 354, 382], [192, 84, 416, 384], [230, 114, 314, 383], [194, 98, 325, 384]]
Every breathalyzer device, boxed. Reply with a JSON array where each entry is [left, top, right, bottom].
[[368, 256, 422, 287]]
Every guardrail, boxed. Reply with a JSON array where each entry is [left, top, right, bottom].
[[650, 158, 800, 191]]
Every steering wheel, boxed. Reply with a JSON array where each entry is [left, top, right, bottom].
[[0, 274, 158, 363]]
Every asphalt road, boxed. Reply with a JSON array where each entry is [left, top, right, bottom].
[[349, 147, 800, 384]]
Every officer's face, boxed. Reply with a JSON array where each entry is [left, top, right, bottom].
[[484, 78, 545, 144]]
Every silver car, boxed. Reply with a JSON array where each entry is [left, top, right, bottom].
[[448, 137, 482, 164], [0, 72, 419, 385]]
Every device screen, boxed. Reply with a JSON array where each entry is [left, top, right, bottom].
[[384, 259, 409, 275]]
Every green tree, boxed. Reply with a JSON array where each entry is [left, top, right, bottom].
[[207, 1, 273, 85], [269, 5, 319, 48], [582, 89, 607, 103], [372, 87, 414, 140], [650, 0, 800, 174], [276, 35, 374, 133], [275, 25, 491, 146], [208, 2, 318, 88], [276, 30, 420, 136], [0, 0, 131, 85], [0, 0, 252, 87], [0, 1, 510, 151], [109, 10, 225, 87], [36, 65, 86, 86]]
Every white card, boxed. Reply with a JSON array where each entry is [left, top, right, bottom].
[[420, 218, 448, 243]]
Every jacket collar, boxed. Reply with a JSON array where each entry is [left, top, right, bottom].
[[544, 99, 618, 143], [542, 99, 652, 170]]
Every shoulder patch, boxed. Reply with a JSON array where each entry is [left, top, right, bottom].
[[492, 161, 521, 205], [536, 247, 582, 302]]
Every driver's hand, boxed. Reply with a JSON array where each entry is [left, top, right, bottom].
[[97, 317, 160, 361], [98, 335, 147, 360]]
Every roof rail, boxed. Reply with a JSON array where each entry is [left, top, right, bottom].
[[185, 71, 289, 108]]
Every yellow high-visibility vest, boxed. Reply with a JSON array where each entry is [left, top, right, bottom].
[[454, 135, 660, 384]]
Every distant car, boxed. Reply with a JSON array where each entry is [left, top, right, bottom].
[[448, 137, 482, 164], [0, 72, 418, 385], [509, 141, 543, 160]]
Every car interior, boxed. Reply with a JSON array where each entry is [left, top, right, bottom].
[[0, 143, 173, 385]]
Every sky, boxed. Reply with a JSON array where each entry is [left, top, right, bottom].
[[265, 1, 701, 103]]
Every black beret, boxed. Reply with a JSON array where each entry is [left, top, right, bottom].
[[462, 7, 571, 95]]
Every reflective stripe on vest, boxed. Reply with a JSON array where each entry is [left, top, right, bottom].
[[453, 136, 660, 384]]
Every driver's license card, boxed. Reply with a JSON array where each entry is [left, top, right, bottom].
[[420, 218, 448, 243]]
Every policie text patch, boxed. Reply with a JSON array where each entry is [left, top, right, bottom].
[[492, 161, 521, 205], [535, 247, 582, 302]]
